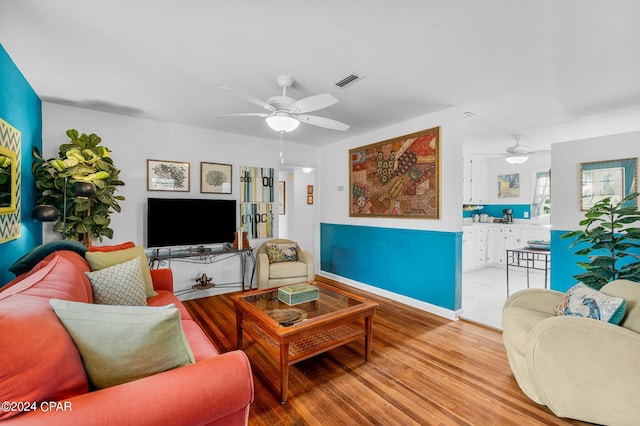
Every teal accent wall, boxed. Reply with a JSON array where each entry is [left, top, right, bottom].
[[551, 229, 640, 293], [462, 203, 530, 219], [320, 223, 462, 311], [0, 44, 42, 285], [550, 230, 582, 292]]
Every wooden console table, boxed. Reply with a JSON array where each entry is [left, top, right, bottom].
[[148, 246, 256, 292], [505, 247, 550, 297]]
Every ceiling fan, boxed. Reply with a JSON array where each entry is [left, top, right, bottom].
[[218, 75, 350, 132], [503, 138, 532, 163], [473, 137, 543, 164]]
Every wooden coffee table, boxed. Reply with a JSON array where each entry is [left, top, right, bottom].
[[232, 281, 378, 403]]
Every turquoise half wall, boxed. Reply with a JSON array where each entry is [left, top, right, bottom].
[[320, 223, 462, 311]]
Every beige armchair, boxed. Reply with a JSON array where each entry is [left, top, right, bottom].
[[502, 279, 640, 426], [256, 239, 314, 289]]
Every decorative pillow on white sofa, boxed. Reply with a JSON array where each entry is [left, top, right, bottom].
[[554, 283, 626, 325], [85, 257, 147, 306], [50, 299, 195, 389]]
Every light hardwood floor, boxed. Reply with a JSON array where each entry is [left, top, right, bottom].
[[184, 277, 587, 426]]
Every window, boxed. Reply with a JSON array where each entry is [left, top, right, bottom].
[[532, 171, 550, 217]]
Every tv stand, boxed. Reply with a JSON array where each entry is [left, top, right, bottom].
[[148, 245, 256, 292]]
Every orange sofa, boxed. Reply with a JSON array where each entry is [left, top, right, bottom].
[[0, 249, 254, 426]]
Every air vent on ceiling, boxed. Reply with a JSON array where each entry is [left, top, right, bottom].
[[333, 73, 364, 89]]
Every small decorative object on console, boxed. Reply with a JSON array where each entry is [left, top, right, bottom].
[[193, 273, 214, 290], [278, 283, 319, 305], [233, 231, 251, 250]]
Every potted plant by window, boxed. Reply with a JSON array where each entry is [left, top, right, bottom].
[[562, 192, 640, 289], [32, 129, 125, 245]]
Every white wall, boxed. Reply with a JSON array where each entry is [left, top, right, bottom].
[[486, 151, 550, 205], [319, 107, 464, 232], [41, 102, 320, 296], [552, 132, 639, 231]]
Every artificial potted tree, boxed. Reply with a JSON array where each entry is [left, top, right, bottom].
[[562, 192, 640, 289], [32, 129, 125, 245]]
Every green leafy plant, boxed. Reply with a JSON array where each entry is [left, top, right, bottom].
[[562, 192, 640, 289], [32, 129, 125, 242]]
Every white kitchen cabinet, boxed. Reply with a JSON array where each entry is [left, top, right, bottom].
[[463, 157, 488, 203], [462, 228, 476, 271], [464, 224, 551, 270], [504, 227, 521, 250], [491, 225, 522, 265], [462, 225, 489, 271], [475, 226, 487, 266], [485, 226, 499, 264]]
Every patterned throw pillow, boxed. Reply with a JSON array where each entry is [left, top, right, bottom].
[[555, 283, 627, 325], [85, 246, 158, 298], [85, 257, 147, 306], [266, 243, 299, 264]]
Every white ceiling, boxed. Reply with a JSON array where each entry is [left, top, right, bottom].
[[2, 0, 640, 153]]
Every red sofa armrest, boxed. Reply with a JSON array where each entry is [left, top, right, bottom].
[[150, 268, 173, 292], [5, 351, 254, 426]]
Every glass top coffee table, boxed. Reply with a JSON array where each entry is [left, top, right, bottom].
[[232, 281, 378, 403]]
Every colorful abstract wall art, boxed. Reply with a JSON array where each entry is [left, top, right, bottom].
[[349, 127, 440, 219]]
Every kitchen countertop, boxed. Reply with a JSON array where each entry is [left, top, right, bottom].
[[463, 220, 551, 227]]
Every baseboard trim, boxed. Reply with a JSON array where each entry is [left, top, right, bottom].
[[316, 272, 462, 321]]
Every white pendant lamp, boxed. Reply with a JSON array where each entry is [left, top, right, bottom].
[[505, 155, 528, 164], [266, 112, 300, 132]]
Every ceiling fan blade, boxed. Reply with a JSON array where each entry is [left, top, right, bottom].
[[297, 114, 350, 131], [219, 87, 276, 112], [506, 145, 529, 155], [217, 112, 270, 118], [290, 93, 338, 114]]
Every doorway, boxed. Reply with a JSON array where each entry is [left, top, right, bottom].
[[277, 167, 316, 253]]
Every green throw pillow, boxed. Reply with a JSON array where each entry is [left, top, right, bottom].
[[85, 246, 158, 298], [266, 243, 298, 264], [85, 257, 147, 306], [555, 283, 627, 325], [49, 299, 195, 389]]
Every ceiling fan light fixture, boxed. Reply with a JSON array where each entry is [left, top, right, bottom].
[[266, 112, 300, 132], [505, 155, 528, 164]]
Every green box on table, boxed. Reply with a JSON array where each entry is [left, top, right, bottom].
[[278, 283, 319, 306]]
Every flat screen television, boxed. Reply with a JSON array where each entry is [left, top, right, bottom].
[[147, 198, 236, 248]]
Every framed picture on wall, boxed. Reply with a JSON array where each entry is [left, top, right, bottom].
[[200, 162, 232, 194], [498, 173, 520, 198], [580, 158, 637, 210], [0, 117, 21, 243], [147, 159, 190, 192], [349, 126, 440, 218], [240, 166, 275, 203]]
